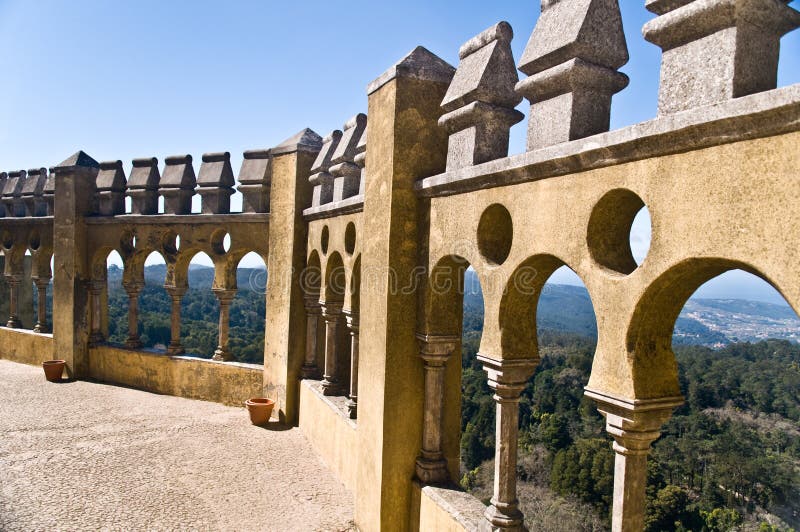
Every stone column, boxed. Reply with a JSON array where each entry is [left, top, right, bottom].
[[5, 275, 22, 328], [477, 355, 539, 531], [320, 302, 346, 396], [165, 286, 186, 355], [123, 281, 144, 349], [587, 391, 683, 532], [88, 279, 105, 344], [33, 277, 50, 333], [345, 312, 360, 419], [415, 334, 459, 484], [300, 295, 322, 379], [212, 288, 236, 361]]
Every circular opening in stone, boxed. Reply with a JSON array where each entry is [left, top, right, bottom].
[[477, 204, 513, 266], [120, 231, 135, 254], [28, 230, 40, 251], [587, 188, 651, 275], [1, 231, 13, 250], [344, 222, 356, 255], [162, 231, 179, 255], [212, 230, 230, 255], [321, 226, 329, 255]]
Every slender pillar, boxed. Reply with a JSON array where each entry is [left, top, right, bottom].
[[300, 295, 322, 378], [415, 334, 459, 484], [5, 275, 22, 328], [88, 279, 105, 344], [477, 355, 539, 532], [33, 277, 50, 333], [165, 286, 186, 355], [345, 312, 360, 419], [587, 390, 682, 532], [123, 281, 144, 348], [320, 302, 346, 395], [212, 288, 236, 361]]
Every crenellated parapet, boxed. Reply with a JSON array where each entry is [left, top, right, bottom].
[[96, 160, 127, 216], [309, 130, 343, 208], [197, 152, 235, 214], [160, 155, 196, 215], [331, 113, 367, 203]]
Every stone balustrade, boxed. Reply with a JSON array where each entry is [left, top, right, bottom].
[[1, 2, 799, 531]]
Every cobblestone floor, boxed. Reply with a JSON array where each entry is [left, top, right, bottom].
[[0, 360, 355, 531]]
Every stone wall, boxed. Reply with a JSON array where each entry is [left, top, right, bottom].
[[0, 1, 799, 531]]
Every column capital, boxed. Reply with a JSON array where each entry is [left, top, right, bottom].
[[88, 279, 106, 293], [164, 285, 188, 299], [586, 388, 683, 449], [477, 354, 538, 397], [416, 333, 459, 365], [32, 276, 52, 288], [303, 294, 322, 313], [320, 301, 343, 321], [212, 287, 237, 303], [4, 274, 22, 284], [122, 281, 144, 296], [344, 310, 359, 332]]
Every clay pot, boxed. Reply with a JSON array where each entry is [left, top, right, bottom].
[[245, 397, 275, 426], [42, 360, 66, 382]]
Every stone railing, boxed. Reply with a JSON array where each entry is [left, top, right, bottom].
[[1, 1, 799, 531]]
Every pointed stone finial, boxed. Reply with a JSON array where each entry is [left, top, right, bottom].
[[271, 128, 323, 156], [238, 149, 272, 213], [516, 0, 629, 150], [0, 172, 7, 218], [95, 160, 127, 216], [43, 168, 55, 216], [197, 152, 235, 214], [160, 154, 196, 215], [367, 46, 455, 95], [127, 157, 160, 215], [21, 167, 48, 216], [330, 113, 367, 202], [54, 150, 99, 171], [439, 22, 524, 170], [3, 170, 27, 217], [309, 131, 343, 207], [643, 0, 800, 115], [354, 125, 367, 196]]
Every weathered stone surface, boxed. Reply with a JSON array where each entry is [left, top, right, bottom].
[[516, 0, 629, 150], [127, 157, 160, 215], [440, 22, 524, 170], [271, 127, 323, 156], [95, 160, 127, 216], [21, 167, 48, 217], [309, 130, 342, 207], [197, 152, 235, 214], [43, 168, 55, 216], [643, 0, 800, 114], [160, 154, 196, 215], [354, 125, 367, 196], [3, 170, 27, 217], [367, 46, 455, 96], [237, 149, 272, 213], [331, 114, 367, 202]]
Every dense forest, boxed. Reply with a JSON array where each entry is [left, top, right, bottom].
[[104, 265, 800, 530], [105, 264, 266, 364], [460, 275, 800, 531]]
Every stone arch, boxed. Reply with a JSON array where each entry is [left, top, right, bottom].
[[625, 258, 795, 400], [499, 254, 593, 360], [420, 254, 472, 337], [322, 252, 346, 305], [348, 254, 361, 315]]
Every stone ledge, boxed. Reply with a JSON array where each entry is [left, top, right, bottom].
[[302, 195, 364, 221], [411, 480, 486, 532], [84, 212, 269, 225], [0, 216, 54, 225], [417, 84, 800, 197]]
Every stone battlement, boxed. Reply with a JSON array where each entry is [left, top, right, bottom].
[[1, 2, 799, 531]]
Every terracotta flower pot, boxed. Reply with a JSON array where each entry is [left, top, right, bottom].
[[245, 397, 275, 426], [42, 360, 66, 382]]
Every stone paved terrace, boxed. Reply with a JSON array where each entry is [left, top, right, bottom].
[[0, 360, 354, 531]]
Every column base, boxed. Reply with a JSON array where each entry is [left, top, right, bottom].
[[167, 343, 185, 355], [414, 456, 449, 485], [320, 378, 347, 396], [346, 398, 357, 419], [125, 337, 143, 349], [6, 317, 21, 328], [300, 363, 321, 379], [34, 324, 50, 334], [481, 501, 525, 532], [212, 348, 233, 361]]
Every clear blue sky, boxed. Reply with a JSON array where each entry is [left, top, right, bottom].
[[1, 0, 798, 304]]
